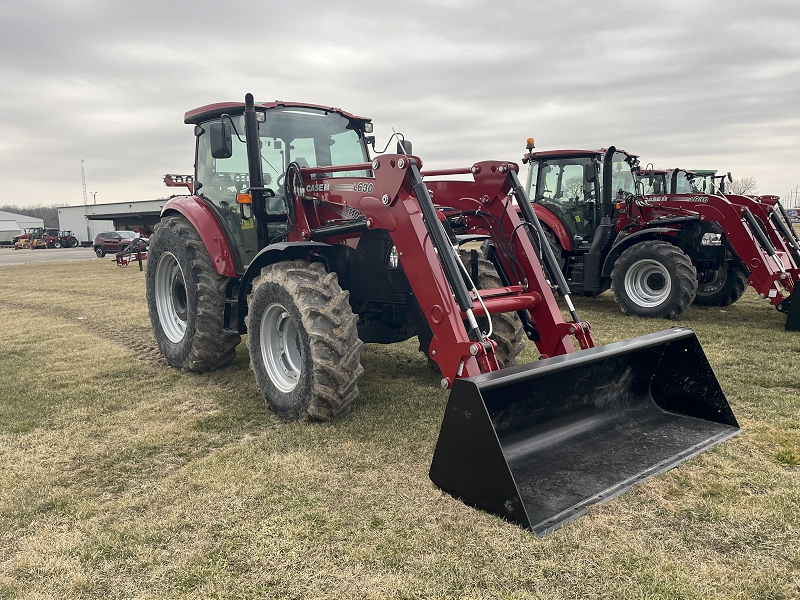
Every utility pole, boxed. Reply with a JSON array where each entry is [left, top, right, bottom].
[[81, 159, 88, 206]]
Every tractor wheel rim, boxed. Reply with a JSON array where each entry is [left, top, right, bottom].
[[624, 259, 672, 308], [154, 252, 187, 343], [698, 267, 727, 294], [260, 303, 301, 393]]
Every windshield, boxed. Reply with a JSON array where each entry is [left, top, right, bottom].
[[604, 152, 637, 196], [672, 171, 698, 195], [531, 157, 599, 203], [118, 231, 136, 239], [197, 107, 370, 200], [639, 173, 668, 195], [196, 107, 371, 264]]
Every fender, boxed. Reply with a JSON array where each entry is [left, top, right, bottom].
[[161, 195, 240, 278], [601, 227, 679, 277], [531, 204, 574, 251], [236, 241, 337, 333]]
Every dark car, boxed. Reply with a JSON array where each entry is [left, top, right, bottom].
[[93, 231, 147, 257]]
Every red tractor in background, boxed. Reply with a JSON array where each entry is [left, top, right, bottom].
[[143, 94, 739, 534], [520, 141, 800, 329], [44, 230, 79, 249], [640, 166, 800, 311]]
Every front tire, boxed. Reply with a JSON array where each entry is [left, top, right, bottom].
[[246, 260, 363, 421], [611, 241, 697, 319], [146, 214, 240, 372], [694, 264, 747, 306], [94, 247, 105, 258]]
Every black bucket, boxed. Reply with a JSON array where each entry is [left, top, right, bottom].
[[429, 327, 740, 535], [785, 282, 800, 331]]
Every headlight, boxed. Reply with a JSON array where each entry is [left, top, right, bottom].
[[386, 245, 400, 269], [701, 232, 722, 246]]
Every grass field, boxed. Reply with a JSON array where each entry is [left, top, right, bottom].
[[1, 259, 799, 599]]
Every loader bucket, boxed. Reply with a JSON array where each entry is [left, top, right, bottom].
[[785, 284, 800, 331], [429, 327, 739, 536]]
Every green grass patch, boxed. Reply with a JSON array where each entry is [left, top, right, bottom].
[[0, 260, 799, 598]]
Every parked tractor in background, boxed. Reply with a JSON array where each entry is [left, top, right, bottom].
[[13, 227, 48, 249], [688, 169, 732, 195], [44, 230, 79, 249], [144, 94, 739, 534], [520, 140, 800, 329], [638, 167, 800, 314]]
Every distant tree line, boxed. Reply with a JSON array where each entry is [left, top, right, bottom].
[[0, 204, 68, 228]]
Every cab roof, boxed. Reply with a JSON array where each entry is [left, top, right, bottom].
[[184, 101, 371, 125], [525, 148, 638, 162]]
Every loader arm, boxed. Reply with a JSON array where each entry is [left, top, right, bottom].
[[292, 157, 593, 385], [642, 194, 797, 306]]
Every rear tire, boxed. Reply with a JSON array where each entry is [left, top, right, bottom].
[[68, 238, 79, 248], [246, 260, 363, 421], [694, 265, 747, 306], [611, 241, 697, 319], [146, 214, 240, 372]]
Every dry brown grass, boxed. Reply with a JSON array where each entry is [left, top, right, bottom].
[[0, 258, 799, 599]]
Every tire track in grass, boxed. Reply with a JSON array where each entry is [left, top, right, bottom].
[[0, 298, 167, 366]]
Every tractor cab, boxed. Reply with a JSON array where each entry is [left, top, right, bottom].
[[690, 169, 733, 195], [185, 101, 374, 270], [526, 149, 639, 251], [667, 169, 700, 195], [636, 168, 669, 195]]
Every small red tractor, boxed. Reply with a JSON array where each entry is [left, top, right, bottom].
[[44, 230, 80, 249], [520, 142, 800, 329], [145, 94, 739, 534]]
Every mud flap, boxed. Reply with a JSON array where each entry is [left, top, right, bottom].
[[784, 283, 800, 331], [429, 327, 739, 535]]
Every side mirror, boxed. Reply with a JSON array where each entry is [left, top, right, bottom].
[[584, 162, 598, 183], [727, 172, 733, 183], [210, 120, 233, 159], [397, 139, 412, 155]]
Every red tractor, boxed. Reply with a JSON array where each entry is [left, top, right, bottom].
[[640, 167, 800, 313], [144, 94, 739, 534], [44, 230, 80, 249], [521, 142, 800, 329]]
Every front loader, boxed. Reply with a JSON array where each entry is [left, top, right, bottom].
[[145, 94, 739, 534]]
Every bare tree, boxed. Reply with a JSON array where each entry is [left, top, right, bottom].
[[727, 177, 758, 195]]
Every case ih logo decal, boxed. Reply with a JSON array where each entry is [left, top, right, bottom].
[[306, 182, 330, 193], [643, 195, 709, 204]]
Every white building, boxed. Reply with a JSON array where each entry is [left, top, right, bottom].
[[58, 199, 168, 243], [0, 210, 44, 244]]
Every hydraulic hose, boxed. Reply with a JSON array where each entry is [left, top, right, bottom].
[[509, 170, 581, 324]]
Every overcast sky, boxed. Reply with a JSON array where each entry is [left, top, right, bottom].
[[1, 0, 799, 208]]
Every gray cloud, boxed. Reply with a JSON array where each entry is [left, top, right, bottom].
[[1, 0, 798, 206]]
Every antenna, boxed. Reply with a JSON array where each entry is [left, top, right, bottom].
[[81, 159, 88, 206]]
